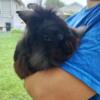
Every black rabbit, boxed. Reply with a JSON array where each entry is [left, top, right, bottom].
[[14, 6, 85, 79]]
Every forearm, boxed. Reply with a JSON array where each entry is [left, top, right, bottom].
[[24, 68, 95, 100]]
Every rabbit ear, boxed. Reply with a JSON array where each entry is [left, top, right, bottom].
[[16, 10, 33, 23], [71, 26, 87, 37]]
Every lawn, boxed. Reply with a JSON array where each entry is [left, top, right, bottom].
[[0, 31, 31, 100]]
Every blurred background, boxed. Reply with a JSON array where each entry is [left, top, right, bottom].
[[0, 0, 86, 100], [0, 0, 86, 32]]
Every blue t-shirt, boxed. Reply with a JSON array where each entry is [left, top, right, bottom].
[[61, 4, 100, 100]]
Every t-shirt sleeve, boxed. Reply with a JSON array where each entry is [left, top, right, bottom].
[[60, 21, 100, 95]]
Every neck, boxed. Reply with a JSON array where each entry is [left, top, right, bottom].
[[87, 0, 100, 8]]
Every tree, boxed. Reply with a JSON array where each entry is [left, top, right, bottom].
[[45, 0, 65, 10]]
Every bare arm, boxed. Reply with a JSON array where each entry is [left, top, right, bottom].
[[24, 68, 95, 100]]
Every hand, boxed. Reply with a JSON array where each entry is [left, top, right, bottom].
[[24, 68, 95, 100]]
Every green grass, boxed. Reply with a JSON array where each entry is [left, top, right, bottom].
[[0, 32, 31, 100]]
